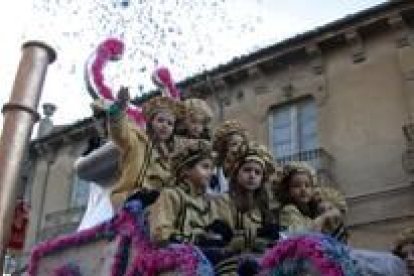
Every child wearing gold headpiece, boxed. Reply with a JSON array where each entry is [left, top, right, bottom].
[[149, 140, 233, 247], [211, 120, 249, 194], [277, 162, 342, 235], [93, 88, 184, 208], [209, 142, 279, 275], [176, 98, 214, 141], [313, 184, 349, 242], [215, 142, 280, 253]]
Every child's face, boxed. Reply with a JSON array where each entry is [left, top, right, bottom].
[[226, 134, 244, 157], [184, 158, 213, 190], [236, 160, 264, 191], [184, 114, 204, 138], [151, 111, 175, 141], [401, 243, 414, 275], [288, 172, 313, 205]]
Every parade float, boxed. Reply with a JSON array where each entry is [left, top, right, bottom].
[[0, 2, 412, 275], [18, 38, 407, 276]]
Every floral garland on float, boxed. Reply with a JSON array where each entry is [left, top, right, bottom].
[[259, 233, 360, 276], [28, 202, 213, 276], [85, 38, 181, 128]]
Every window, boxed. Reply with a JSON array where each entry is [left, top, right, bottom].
[[269, 97, 318, 160], [70, 175, 90, 208]]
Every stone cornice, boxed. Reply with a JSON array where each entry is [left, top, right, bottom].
[[30, 117, 102, 156], [177, 2, 414, 93], [346, 182, 414, 203], [132, 2, 414, 103]]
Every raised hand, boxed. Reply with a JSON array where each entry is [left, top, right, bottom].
[[116, 86, 130, 111]]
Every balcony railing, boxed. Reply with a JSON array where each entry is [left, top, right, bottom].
[[38, 223, 80, 242], [44, 206, 85, 228], [276, 148, 335, 186], [37, 207, 85, 241], [39, 207, 86, 241]]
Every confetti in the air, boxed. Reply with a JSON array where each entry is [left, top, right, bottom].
[[26, 0, 266, 98]]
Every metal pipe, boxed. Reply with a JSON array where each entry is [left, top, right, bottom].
[[0, 41, 56, 272]]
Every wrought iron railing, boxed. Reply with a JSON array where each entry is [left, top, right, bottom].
[[44, 206, 85, 227], [39, 207, 86, 241], [276, 148, 335, 186], [38, 223, 80, 242]]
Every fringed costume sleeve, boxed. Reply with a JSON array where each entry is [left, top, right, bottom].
[[108, 113, 151, 207]]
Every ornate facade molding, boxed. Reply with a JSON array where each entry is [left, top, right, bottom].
[[345, 29, 366, 63], [388, 13, 411, 48], [306, 44, 324, 75]]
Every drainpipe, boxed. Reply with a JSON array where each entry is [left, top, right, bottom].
[[0, 41, 56, 271]]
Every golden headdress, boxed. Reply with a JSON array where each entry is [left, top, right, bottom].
[[315, 186, 348, 213], [281, 161, 317, 184], [142, 96, 184, 120], [213, 120, 247, 153], [170, 139, 213, 176], [229, 141, 275, 179], [394, 227, 414, 256], [182, 98, 213, 124]]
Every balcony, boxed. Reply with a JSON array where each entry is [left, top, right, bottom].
[[38, 207, 85, 241], [44, 206, 85, 227], [38, 223, 80, 242], [276, 148, 335, 186]]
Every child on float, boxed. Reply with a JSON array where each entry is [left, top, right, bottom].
[[175, 98, 214, 141], [276, 162, 342, 236], [217, 142, 280, 253], [209, 142, 280, 275], [93, 88, 184, 209], [211, 120, 249, 193], [394, 228, 414, 275], [313, 184, 349, 242], [149, 140, 232, 247]]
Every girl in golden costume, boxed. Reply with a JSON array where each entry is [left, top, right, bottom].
[[176, 98, 214, 141], [313, 184, 349, 242], [277, 162, 342, 235], [149, 140, 232, 247], [224, 141, 279, 253], [95, 88, 184, 208], [211, 120, 249, 193], [211, 142, 279, 275]]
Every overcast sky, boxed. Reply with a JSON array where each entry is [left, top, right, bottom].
[[0, 0, 386, 132]]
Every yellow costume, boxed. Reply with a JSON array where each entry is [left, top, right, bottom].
[[216, 142, 277, 252], [107, 96, 183, 207], [149, 139, 219, 244], [279, 204, 317, 232], [212, 142, 277, 275], [277, 162, 348, 239], [149, 184, 216, 244]]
